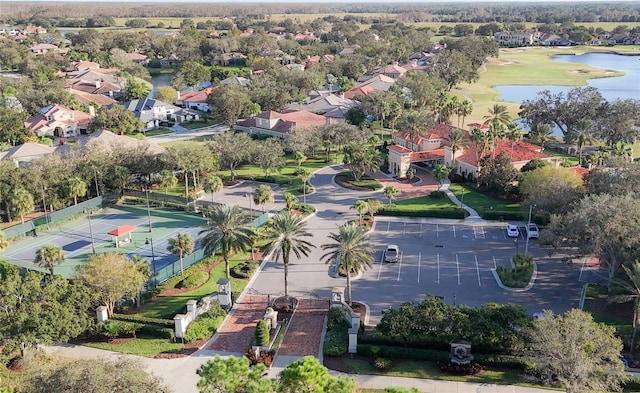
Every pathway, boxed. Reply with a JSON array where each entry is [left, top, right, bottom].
[[369, 166, 439, 199], [277, 298, 328, 357], [207, 295, 268, 353]]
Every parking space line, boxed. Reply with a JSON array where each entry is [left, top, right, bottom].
[[397, 252, 403, 281], [475, 255, 481, 286], [436, 253, 440, 284], [456, 254, 461, 285], [436, 224, 439, 237], [503, 229, 507, 239], [377, 252, 384, 280], [453, 225, 456, 238], [386, 222, 390, 233], [403, 222, 406, 235], [419, 224, 423, 237], [474, 226, 485, 239], [493, 256, 497, 269], [417, 252, 422, 282]]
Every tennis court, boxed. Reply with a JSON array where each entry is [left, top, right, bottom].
[[2, 205, 207, 280]]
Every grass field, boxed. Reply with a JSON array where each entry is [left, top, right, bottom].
[[448, 183, 523, 220], [379, 194, 465, 218]]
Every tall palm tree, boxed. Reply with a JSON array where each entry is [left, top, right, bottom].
[[352, 200, 369, 224], [253, 184, 274, 213], [609, 261, 640, 360], [158, 169, 178, 206], [574, 119, 596, 165], [488, 122, 506, 159], [470, 127, 489, 163], [321, 223, 375, 305], [506, 123, 525, 161], [67, 177, 87, 205], [457, 99, 473, 128], [203, 175, 223, 205], [530, 123, 554, 151], [482, 103, 511, 128], [9, 188, 34, 224], [445, 128, 468, 168], [199, 204, 254, 279], [167, 233, 194, 275], [262, 211, 315, 297], [383, 186, 400, 206], [34, 244, 64, 276]]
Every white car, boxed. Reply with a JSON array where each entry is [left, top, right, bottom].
[[526, 223, 539, 239], [384, 245, 400, 263], [506, 224, 519, 238]]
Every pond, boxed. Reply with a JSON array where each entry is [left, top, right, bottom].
[[494, 52, 640, 104]]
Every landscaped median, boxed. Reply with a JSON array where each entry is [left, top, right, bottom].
[[494, 253, 537, 291], [377, 192, 466, 219]]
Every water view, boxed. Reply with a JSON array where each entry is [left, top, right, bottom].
[[495, 52, 640, 104]]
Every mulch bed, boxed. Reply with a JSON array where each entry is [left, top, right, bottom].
[[396, 176, 421, 184], [324, 354, 371, 373]]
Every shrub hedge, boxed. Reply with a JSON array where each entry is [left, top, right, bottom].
[[358, 344, 449, 362], [110, 313, 174, 327], [184, 315, 224, 343], [497, 253, 534, 288], [231, 261, 259, 278], [180, 270, 209, 288], [137, 324, 175, 340], [323, 327, 348, 356], [378, 207, 466, 219]]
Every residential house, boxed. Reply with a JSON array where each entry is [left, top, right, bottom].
[[355, 74, 396, 92], [338, 45, 360, 56], [344, 85, 375, 100], [286, 93, 357, 115], [65, 67, 123, 99], [219, 76, 251, 87], [300, 54, 334, 68], [381, 63, 407, 79], [121, 98, 199, 129], [235, 110, 333, 139], [24, 104, 94, 138], [67, 88, 117, 107], [294, 31, 319, 43], [126, 52, 149, 65], [387, 123, 552, 178], [0, 142, 55, 167], [159, 54, 181, 67], [24, 25, 47, 35], [58, 129, 165, 156], [176, 87, 213, 112], [494, 30, 536, 46], [30, 43, 66, 56], [211, 52, 247, 67]]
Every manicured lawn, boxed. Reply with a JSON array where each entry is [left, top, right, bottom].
[[137, 252, 251, 319], [542, 147, 580, 166], [336, 171, 384, 191], [342, 359, 533, 387], [448, 183, 523, 220], [84, 337, 184, 358], [379, 195, 465, 219], [181, 118, 218, 129]]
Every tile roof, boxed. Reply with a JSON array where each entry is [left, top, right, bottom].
[[344, 85, 375, 99], [410, 148, 444, 161], [68, 88, 117, 106], [393, 123, 462, 146], [456, 140, 550, 167], [24, 104, 94, 133], [179, 87, 213, 103], [0, 142, 54, 160]]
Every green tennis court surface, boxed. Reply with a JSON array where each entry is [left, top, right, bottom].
[[3, 205, 207, 279]]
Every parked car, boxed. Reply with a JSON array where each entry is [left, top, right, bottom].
[[526, 223, 539, 239], [384, 244, 400, 263], [506, 224, 519, 238]]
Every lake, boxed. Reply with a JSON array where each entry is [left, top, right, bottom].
[[494, 52, 640, 104]]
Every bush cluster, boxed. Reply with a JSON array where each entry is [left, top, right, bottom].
[[180, 270, 209, 288], [323, 307, 350, 357], [429, 190, 447, 199], [378, 207, 466, 219], [358, 344, 449, 362], [96, 320, 143, 338], [183, 315, 224, 343], [372, 297, 532, 354], [293, 203, 316, 215], [231, 261, 259, 278], [496, 253, 534, 288], [373, 357, 393, 370]]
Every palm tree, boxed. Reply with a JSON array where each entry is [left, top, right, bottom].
[[574, 119, 596, 165], [321, 223, 375, 305], [34, 244, 64, 276], [158, 169, 178, 206], [352, 200, 369, 225], [299, 169, 312, 205], [253, 184, 274, 213], [283, 192, 298, 210], [529, 123, 554, 151], [506, 123, 525, 161], [488, 122, 506, 159], [203, 175, 223, 205], [456, 99, 473, 128], [199, 204, 254, 279], [167, 233, 194, 275], [482, 103, 511, 128], [470, 127, 489, 163], [262, 211, 315, 297], [67, 177, 87, 205], [445, 128, 468, 168], [610, 261, 640, 360], [9, 188, 34, 224], [109, 165, 130, 195], [610, 142, 633, 161], [383, 186, 400, 206]]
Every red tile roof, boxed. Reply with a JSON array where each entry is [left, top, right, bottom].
[[344, 85, 375, 99], [568, 166, 590, 178], [388, 144, 412, 154], [393, 123, 464, 146], [179, 87, 213, 103], [457, 140, 550, 167], [410, 148, 444, 161]]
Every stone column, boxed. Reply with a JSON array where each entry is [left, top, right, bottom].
[[96, 306, 108, 323]]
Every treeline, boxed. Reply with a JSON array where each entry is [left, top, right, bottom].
[[2, 2, 640, 25]]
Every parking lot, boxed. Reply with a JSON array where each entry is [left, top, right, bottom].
[[355, 218, 584, 323]]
